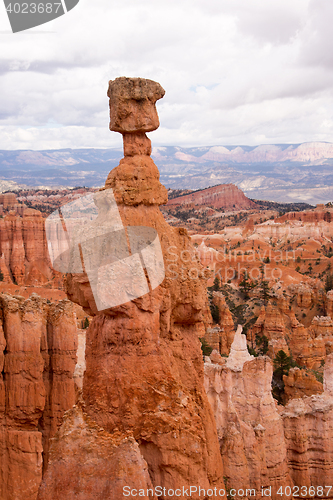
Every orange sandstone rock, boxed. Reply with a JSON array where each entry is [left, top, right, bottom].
[[205, 332, 292, 500], [213, 291, 235, 353], [38, 405, 156, 500], [283, 367, 323, 402], [0, 209, 56, 286], [282, 356, 333, 487], [42, 77, 225, 499], [167, 183, 257, 211], [0, 293, 77, 500]]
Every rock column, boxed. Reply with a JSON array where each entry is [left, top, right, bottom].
[[40, 77, 225, 499]]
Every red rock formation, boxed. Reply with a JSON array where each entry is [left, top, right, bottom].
[[204, 292, 235, 355], [73, 329, 86, 391], [0, 208, 58, 286], [282, 354, 333, 487], [38, 301, 77, 472], [0, 293, 77, 500], [251, 304, 290, 357], [167, 183, 257, 210], [213, 291, 235, 349], [0, 193, 19, 210], [283, 367, 323, 402], [295, 284, 313, 308], [309, 316, 333, 355], [288, 323, 326, 369], [205, 329, 292, 500], [251, 302, 326, 369], [0, 253, 12, 283], [327, 290, 333, 319], [38, 405, 157, 500], [40, 77, 225, 499], [276, 209, 333, 224]]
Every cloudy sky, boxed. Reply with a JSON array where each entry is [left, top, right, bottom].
[[0, 0, 333, 150]]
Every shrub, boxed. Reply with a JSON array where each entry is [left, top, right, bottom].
[[199, 338, 213, 358]]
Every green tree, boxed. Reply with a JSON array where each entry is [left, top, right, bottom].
[[239, 271, 251, 299], [273, 350, 292, 379], [255, 334, 269, 355], [0, 270, 3, 282], [272, 350, 293, 404], [325, 273, 333, 292], [213, 276, 220, 291], [210, 303, 220, 324], [261, 280, 270, 304], [82, 317, 90, 329], [199, 338, 213, 359]]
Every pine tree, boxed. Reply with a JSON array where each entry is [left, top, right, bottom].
[[325, 273, 333, 292], [213, 276, 220, 291], [273, 350, 292, 380], [83, 317, 90, 329], [199, 338, 213, 359]]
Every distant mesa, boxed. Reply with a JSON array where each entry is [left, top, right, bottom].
[[167, 183, 257, 210]]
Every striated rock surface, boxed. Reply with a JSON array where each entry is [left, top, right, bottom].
[[38, 405, 156, 500], [251, 302, 327, 369], [205, 334, 292, 500], [276, 209, 333, 224], [283, 367, 323, 402], [0, 293, 77, 500], [327, 290, 333, 320], [204, 292, 235, 355], [213, 291, 235, 354], [282, 354, 333, 488], [73, 329, 86, 391], [0, 193, 25, 217], [288, 323, 326, 369], [251, 304, 290, 358], [41, 77, 225, 499], [0, 208, 60, 286], [295, 284, 313, 309], [38, 300, 77, 472], [167, 183, 257, 210], [0, 193, 18, 210]]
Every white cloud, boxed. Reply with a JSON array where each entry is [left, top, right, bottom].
[[1, 0, 333, 150]]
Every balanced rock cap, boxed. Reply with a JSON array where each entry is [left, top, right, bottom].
[[108, 77, 165, 133]]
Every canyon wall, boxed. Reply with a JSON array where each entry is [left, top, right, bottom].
[[282, 353, 333, 489], [0, 208, 60, 287], [204, 329, 292, 500], [205, 332, 333, 497], [0, 293, 77, 500]]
